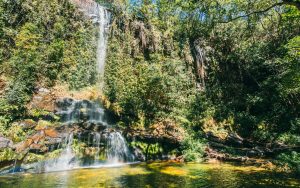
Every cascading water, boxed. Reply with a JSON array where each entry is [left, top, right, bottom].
[[56, 98, 113, 127], [106, 132, 134, 164], [94, 132, 101, 160], [96, 6, 110, 79], [41, 98, 133, 171], [43, 133, 78, 172], [70, 1, 110, 79]]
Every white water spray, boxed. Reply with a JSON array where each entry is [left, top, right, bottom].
[[70, 1, 110, 84], [44, 133, 77, 172], [94, 132, 101, 160], [57, 99, 111, 127], [106, 132, 134, 164]]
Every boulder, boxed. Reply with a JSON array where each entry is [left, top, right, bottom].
[[55, 98, 74, 110], [0, 137, 13, 149], [38, 87, 50, 94]]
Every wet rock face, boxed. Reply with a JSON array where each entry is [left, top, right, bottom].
[[56, 98, 75, 110], [71, 0, 99, 12], [131, 146, 146, 161], [70, 0, 109, 23]]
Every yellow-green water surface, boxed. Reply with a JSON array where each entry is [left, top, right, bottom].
[[0, 162, 299, 188]]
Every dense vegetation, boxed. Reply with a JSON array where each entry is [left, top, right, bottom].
[[0, 0, 97, 131], [0, 0, 299, 171], [104, 0, 300, 167]]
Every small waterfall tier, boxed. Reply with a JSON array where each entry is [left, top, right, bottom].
[[56, 98, 115, 128], [35, 98, 134, 173]]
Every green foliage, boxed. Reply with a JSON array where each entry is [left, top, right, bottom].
[[276, 152, 300, 172], [24, 153, 44, 164], [130, 141, 163, 157], [179, 1, 300, 140], [5, 123, 26, 142], [105, 59, 194, 124], [104, 5, 196, 126], [188, 92, 215, 128], [0, 148, 16, 162], [181, 133, 206, 162], [0, 98, 19, 130], [44, 149, 63, 159], [104, 0, 300, 165], [28, 109, 51, 118], [277, 133, 300, 146]]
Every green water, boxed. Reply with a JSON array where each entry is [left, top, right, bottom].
[[0, 162, 299, 188]]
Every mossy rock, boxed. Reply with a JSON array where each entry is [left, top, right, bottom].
[[18, 119, 37, 129], [24, 153, 45, 164], [35, 120, 56, 130]]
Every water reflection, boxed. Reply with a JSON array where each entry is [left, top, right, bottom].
[[0, 162, 299, 188]]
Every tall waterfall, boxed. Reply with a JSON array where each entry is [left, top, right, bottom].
[[70, 1, 110, 84], [96, 6, 110, 79]]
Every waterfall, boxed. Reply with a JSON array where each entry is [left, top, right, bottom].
[[34, 97, 134, 173], [44, 133, 78, 172], [70, 1, 110, 84], [106, 132, 134, 164], [96, 6, 110, 80], [94, 132, 101, 161], [56, 98, 112, 127], [24, 4, 133, 174]]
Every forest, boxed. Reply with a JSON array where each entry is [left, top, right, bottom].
[[0, 0, 300, 187]]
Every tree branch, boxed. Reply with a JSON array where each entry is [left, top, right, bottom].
[[283, 0, 300, 10], [219, 0, 300, 23]]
